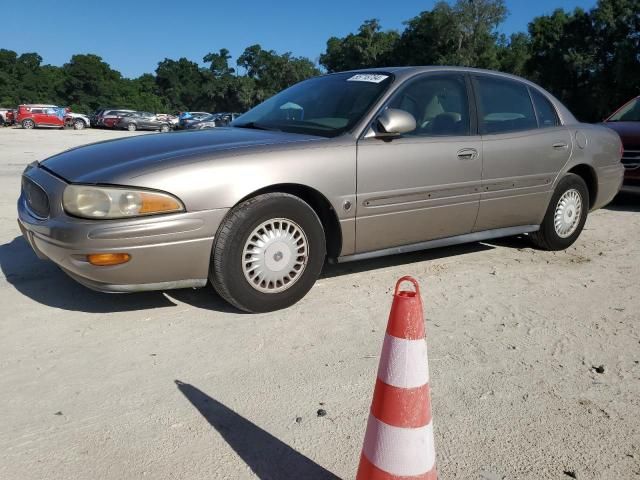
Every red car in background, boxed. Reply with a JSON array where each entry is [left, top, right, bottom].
[[98, 109, 135, 128], [17, 104, 68, 129], [604, 96, 640, 193], [16, 104, 90, 130]]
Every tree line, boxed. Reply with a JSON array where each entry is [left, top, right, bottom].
[[0, 0, 638, 122]]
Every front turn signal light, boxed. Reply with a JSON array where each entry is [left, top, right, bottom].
[[87, 253, 131, 266]]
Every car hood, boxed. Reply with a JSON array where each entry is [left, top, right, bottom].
[[40, 127, 323, 183], [603, 121, 640, 148]]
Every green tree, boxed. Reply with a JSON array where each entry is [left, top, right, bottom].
[[526, 8, 596, 120], [203, 48, 235, 77], [61, 54, 123, 112], [394, 0, 507, 68], [238, 44, 319, 103], [155, 57, 206, 111], [320, 19, 400, 72], [589, 0, 640, 119], [497, 32, 531, 76]]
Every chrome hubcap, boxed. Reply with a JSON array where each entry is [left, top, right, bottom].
[[554, 189, 582, 238], [242, 218, 308, 293]]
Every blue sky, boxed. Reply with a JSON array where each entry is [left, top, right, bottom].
[[3, 0, 596, 78]]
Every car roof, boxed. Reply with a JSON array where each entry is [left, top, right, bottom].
[[333, 65, 540, 81]]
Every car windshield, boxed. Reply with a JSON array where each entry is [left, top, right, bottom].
[[232, 72, 394, 138], [609, 98, 640, 122]]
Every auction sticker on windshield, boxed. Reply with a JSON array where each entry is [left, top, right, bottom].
[[347, 74, 389, 83]]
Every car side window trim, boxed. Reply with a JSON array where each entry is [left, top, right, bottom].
[[464, 73, 479, 136], [528, 86, 561, 128], [364, 71, 475, 139]]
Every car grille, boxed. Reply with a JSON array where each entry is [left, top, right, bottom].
[[622, 149, 640, 170], [22, 176, 50, 218]]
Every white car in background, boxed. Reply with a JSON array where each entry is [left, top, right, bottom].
[[65, 112, 91, 130]]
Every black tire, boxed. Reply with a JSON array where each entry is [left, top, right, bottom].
[[160, 124, 170, 133], [210, 193, 326, 313], [530, 173, 589, 251], [127, 123, 137, 131], [22, 119, 35, 130], [73, 119, 86, 130]]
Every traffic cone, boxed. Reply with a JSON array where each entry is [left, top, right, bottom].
[[356, 276, 437, 480]]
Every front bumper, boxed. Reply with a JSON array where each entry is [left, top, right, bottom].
[[18, 166, 229, 293]]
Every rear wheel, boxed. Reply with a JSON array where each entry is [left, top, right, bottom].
[[210, 193, 326, 313], [22, 119, 35, 130], [530, 173, 589, 250], [127, 123, 137, 131], [73, 119, 86, 130]]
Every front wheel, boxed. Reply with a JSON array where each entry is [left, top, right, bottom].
[[22, 119, 35, 129], [127, 123, 137, 131], [73, 119, 86, 130], [210, 193, 326, 313], [530, 173, 589, 250], [159, 124, 170, 133]]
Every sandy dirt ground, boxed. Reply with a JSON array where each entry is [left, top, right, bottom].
[[0, 127, 638, 480]]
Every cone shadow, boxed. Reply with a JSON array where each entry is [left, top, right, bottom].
[[175, 380, 340, 480]]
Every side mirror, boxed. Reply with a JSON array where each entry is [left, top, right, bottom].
[[375, 108, 416, 137]]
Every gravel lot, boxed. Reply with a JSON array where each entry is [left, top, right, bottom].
[[0, 127, 638, 480]]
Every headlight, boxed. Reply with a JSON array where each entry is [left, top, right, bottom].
[[63, 185, 184, 219]]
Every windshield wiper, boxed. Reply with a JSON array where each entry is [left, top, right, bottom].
[[234, 122, 281, 131]]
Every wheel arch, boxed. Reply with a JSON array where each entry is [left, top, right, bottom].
[[567, 164, 597, 210], [236, 183, 343, 260]]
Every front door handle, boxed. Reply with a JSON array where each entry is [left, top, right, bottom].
[[552, 142, 569, 150], [457, 148, 478, 160]]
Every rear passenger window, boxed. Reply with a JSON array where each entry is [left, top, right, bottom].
[[530, 88, 559, 128], [475, 76, 537, 134]]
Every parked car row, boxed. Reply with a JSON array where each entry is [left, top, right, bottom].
[[2, 104, 244, 133]]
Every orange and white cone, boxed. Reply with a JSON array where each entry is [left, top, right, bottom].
[[356, 276, 436, 480]]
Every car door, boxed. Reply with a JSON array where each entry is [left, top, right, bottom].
[[138, 112, 151, 129], [355, 73, 482, 254], [43, 107, 63, 127], [472, 75, 572, 231], [30, 108, 46, 125]]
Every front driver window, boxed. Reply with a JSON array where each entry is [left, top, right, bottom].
[[387, 74, 470, 137]]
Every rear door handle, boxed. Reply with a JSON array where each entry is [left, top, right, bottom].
[[457, 148, 478, 160], [552, 142, 569, 150]]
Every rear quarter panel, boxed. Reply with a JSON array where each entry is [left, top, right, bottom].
[[558, 124, 623, 210]]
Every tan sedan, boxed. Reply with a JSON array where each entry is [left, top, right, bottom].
[[18, 67, 624, 312]]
